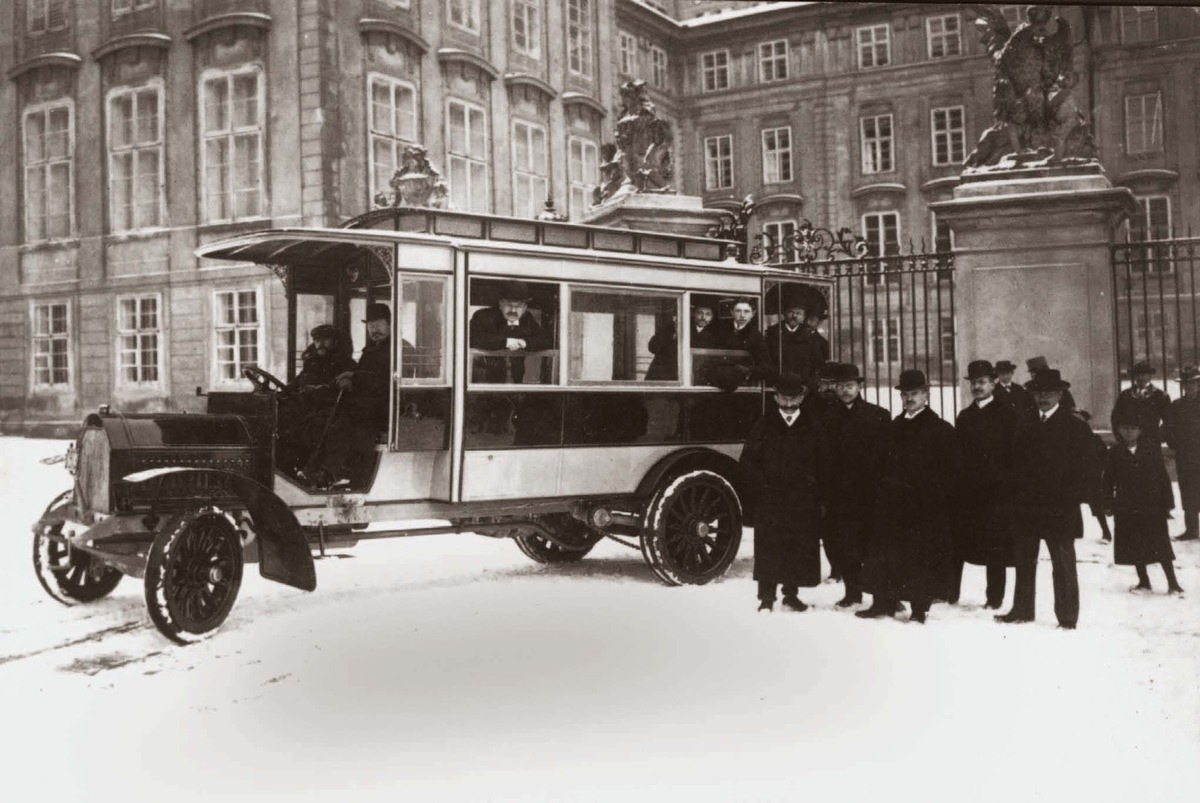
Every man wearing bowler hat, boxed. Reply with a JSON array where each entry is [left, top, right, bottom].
[[1025, 356, 1076, 413], [950, 360, 1019, 608], [1112, 360, 1171, 444], [859, 369, 961, 623], [994, 360, 1035, 419], [1165, 365, 1200, 541], [469, 279, 551, 384], [740, 372, 829, 612], [997, 368, 1092, 629], [822, 363, 892, 607]]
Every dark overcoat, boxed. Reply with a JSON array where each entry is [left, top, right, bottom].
[[468, 307, 550, 384], [764, 324, 825, 387], [1007, 406, 1094, 542], [1112, 385, 1171, 442], [710, 320, 769, 378], [1105, 441, 1175, 565], [739, 409, 829, 588], [954, 398, 1018, 567], [822, 397, 891, 566], [1165, 395, 1200, 512], [995, 382, 1035, 419], [345, 338, 391, 424], [862, 408, 962, 602], [291, 347, 355, 390]]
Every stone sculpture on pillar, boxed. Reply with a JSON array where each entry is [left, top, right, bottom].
[[374, 144, 450, 209], [963, 4, 1097, 172], [592, 80, 674, 206]]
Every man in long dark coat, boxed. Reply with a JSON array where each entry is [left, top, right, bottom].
[[1166, 365, 1200, 541], [469, 280, 551, 384], [859, 369, 962, 623], [994, 359, 1035, 419], [950, 360, 1018, 609], [739, 373, 829, 612], [710, 297, 770, 382], [822, 363, 891, 608], [1112, 359, 1172, 444], [996, 368, 1093, 629], [765, 302, 826, 389]]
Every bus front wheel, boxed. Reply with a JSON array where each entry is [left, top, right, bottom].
[[641, 470, 742, 586]]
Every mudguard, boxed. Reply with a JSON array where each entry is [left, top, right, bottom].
[[121, 468, 317, 592]]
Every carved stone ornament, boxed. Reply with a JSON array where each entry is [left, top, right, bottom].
[[963, 4, 1098, 172], [592, 80, 674, 206], [374, 144, 451, 209]]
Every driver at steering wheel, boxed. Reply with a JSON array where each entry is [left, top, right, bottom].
[[288, 324, 354, 402]]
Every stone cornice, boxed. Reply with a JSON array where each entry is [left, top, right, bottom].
[[851, 182, 908, 199], [436, 48, 499, 81], [92, 32, 172, 61], [561, 92, 607, 117], [357, 18, 429, 54], [757, 193, 804, 208], [504, 73, 557, 100], [1114, 168, 1180, 185], [184, 12, 272, 43], [8, 52, 83, 80]]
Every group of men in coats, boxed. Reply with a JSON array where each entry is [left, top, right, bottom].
[[741, 356, 1100, 629]]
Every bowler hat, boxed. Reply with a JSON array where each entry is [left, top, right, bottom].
[[965, 360, 998, 381], [774, 372, 807, 396], [836, 363, 865, 382], [1025, 368, 1070, 391], [362, 302, 391, 323], [895, 369, 929, 391], [817, 360, 843, 380], [1126, 360, 1155, 377], [498, 280, 531, 301], [1026, 355, 1049, 374], [994, 360, 1017, 374], [1179, 365, 1200, 382]]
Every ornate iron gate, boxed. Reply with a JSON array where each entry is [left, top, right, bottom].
[[1111, 235, 1200, 398], [752, 222, 958, 419]]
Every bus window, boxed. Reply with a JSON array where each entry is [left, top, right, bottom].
[[468, 278, 559, 385], [688, 293, 761, 387], [568, 288, 680, 383], [398, 276, 447, 383]]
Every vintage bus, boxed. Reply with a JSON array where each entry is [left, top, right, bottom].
[[32, 206, 833, 643]]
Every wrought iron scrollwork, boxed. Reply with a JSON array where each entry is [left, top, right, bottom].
[[706, 195, 756, 261], [750, 220, 870, 265], [265, 263, 289, 290]]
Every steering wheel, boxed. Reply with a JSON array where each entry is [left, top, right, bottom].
[[242, 365, 288, 394]]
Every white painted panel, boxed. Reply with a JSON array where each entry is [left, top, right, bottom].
[[461, 449, 563, 501], [397, 242, 453, 272], [366, 451, 440, 501], [467, 251, 757, 294], [557, 444, 744, 497]]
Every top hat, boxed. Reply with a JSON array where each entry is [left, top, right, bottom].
[[774, 372, 807, 396], [994, 360, 1017, 374], [1179, 365, 1200, 382], [1127, 360, 1156, 377], [310, 324, 338, 340], [1025, 368, 1070, 391], [498, 280, 531, 301], [1025, 355, 1049, 374], [362, 302, 391, 323], [835, 363, 864, 383], [965, 360, 997, 381], [895, 369, 929, 391]]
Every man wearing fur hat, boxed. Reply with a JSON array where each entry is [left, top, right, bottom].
[[997, 368, 1093, 629], [1112, 360, 1171, 445], [859, 370, 962, 623], [950, 360, 1018, 608]]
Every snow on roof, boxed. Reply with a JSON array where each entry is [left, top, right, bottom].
[[677, 1, 820, 28]]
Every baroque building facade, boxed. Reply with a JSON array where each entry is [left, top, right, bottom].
[[1, 1, 1197, 432]]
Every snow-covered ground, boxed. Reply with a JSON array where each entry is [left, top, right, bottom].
[[2, 436, 1197, 803]]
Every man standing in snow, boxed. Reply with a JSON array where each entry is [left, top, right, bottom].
[[1166, 365, 1200, 541]]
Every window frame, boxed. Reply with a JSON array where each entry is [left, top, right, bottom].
[[112, 0, 157, 16], [447, 0, 481, 34], [512, 118, 549, 219], [568, 136, 598, 220], [397, 274, 451, 386], [650, 46, 668, 88], [567, 0, 595, 78], [930, 105, 965, 166], [1120, 7, 1159, 44], [107, 81, 166, 234], [446, 97, 491, 213], [863, 211, 901, 285], [761, 126, 793, 184], [1124, 92, 1163, 155], [701, 50, 730, 93], [703, 134, 734, 191], [22, 98, 76, 244], [856, 24, 891, 69], [115, 292, 164, 388], [762, 220, 798, 264], [511, 0, 542, 58], [619, 30, 636, 76], [868, 317, 901, 366], [30, 299, 72, 389], [28, 0, 68, 34], [199, 65, 267, 225], [567, 283, 683, 386], [925, 14, 961, 59], [758, 39, 789, 83], [367, 72, 419, 205], [212, 287, 265, 387], [860, 112, 895, 175]]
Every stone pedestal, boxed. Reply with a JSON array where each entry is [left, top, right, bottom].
[[581, 192, 729, 238], [931, 168, 1138, 429]]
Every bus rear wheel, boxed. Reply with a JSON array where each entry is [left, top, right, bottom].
[[515, 514, 601, 564], [641, 470, 742, 586]]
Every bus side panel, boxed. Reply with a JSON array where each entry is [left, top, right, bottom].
[[460, 449, 563, 502], [556, 444, 742, 497]]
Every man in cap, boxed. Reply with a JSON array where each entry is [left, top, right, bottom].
[[994, 360, 1035, 419], [996, 368, 1093, 629], [288, 324, 355, 394], [822, 363, 892, 608], [1112, 360, 1171, 445], [1166, 365, 1200, 541], [740, 372, 829, 612], [950, 360, 1018, 608], [765, 300, 826, 389], [469, 280, 551, 384], [859, 370, 962, 623]]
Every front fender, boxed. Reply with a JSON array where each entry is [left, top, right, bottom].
[[122, 468, 316, 593]]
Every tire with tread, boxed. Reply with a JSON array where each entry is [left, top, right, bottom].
[[33, 491, 123, 605], [640, 469, 742, 586]]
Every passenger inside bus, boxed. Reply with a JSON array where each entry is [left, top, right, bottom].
[[691, 296, 769, 388], [469, 279, 554, 384]]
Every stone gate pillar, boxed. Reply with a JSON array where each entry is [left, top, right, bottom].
[[931, 166, 1137, 430]]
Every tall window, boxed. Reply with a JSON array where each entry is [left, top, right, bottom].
[[112, 0, 157, 14], [763, 220, 797, 263], [108, 84, 164, 232], [704, 135, 733, 190], [32, 301, 70, 387], [926, 15, 961, 59], [619, 30, 636, 75], [931, 106, 965, 166], [511, 0, 541, 58], [568, 136, 597, 220], [701, 50, 730, 92], [447, 99, 489, 212], [569, 289, 679, 384], [761, 127, 792, 183], [368, 74, 418, 202], [1125, 93, 1163, 154], [448, 0, 480, 33], [1120, 7, 1159, 44], [28, 0, 67, 33], [512, 120, 548, 218], [118, 295, 161, 385], [860, 113, 894, 174], [869, 318, 900, 365], [201, 67, 265, 223], [214, 289, 261, 382], [567, 0, 594, 78], [932, 213, 954, 252], [864, 211, 901, 284], [940, 314, 956, 363], [651, 46, 668, 88], [1131, 195, 1171, 241], [758, 40, 789, 82], [23, 101, 74, 242], [857, 24, 890, 69]]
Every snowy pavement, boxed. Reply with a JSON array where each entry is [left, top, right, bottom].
[[1, 437, 1197, 802]]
